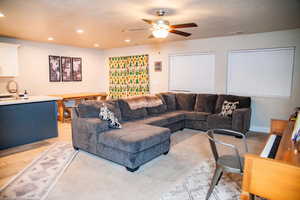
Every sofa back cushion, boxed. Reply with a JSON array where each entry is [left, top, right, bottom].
[[215, 94, 251, 114], [77, 100, 122, 121], [194, 94, 218, 113], [175, 93, 196, 111], [146, 95, 167, 115], [118, 99, 148, 121], [160, 93, 177, 112], [124, 96, 148, 110]]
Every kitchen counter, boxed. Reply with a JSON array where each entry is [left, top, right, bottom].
[[0, 96, 62, 106], [0, 96, 59, 150]]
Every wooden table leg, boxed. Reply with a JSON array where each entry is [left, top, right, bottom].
[[56, 100, 64, 122]]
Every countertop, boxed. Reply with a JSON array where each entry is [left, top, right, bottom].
[[0, 96, 62, 106]]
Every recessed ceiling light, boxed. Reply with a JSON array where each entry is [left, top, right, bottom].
[[124, 39, 131, 43], [76, 29, 84, 34], [48, 37, 54, 41], [0, 12, 5, 17], [94, 43, 99, 47]]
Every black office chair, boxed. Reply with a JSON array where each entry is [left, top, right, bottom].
[[205, 129, 249, 200]]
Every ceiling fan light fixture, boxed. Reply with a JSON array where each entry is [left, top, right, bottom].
[[152, 29, 169, 38], [152, 22, 169, 38]]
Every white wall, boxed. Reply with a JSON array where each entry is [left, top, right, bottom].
[[1, 29, 299, 132], [104, 29, 300, 132], [0, 37, 105, 95]]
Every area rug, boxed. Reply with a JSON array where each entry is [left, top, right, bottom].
[[0, 142, 77, 200], [160, 160, 241, 200]]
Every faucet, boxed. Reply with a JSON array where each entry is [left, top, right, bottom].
[[6, 80, 20, 99]]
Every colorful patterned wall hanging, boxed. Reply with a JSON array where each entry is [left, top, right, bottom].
[[109, 54, 149, 99]]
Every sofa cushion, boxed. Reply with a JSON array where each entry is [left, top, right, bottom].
[[118, 99, 148, 121], [146, 95, 167, 115], [77, 104, 99, 118], [194, 94, 218, 113], [146, 95, 164, 107], [124, 96, 148, 110], [185, 111, 210, 121], [215, 95, 251, 114], [77, 100, 122, 121], [160, 93, 177, 111], [98, 124, 170, 153], [135, 111, 186, 127], [207, 114, 232, 130], [78, 118, 110, 134], [160, 111, 186, 124], [176, 93, 196, 111], [135, 115, 169, 127], [147, 104, 167, 115]]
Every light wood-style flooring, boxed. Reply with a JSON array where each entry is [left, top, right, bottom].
[[0, 122, 72, 188]]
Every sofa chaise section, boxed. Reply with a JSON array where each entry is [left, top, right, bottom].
[[72, 104, 171, 172]]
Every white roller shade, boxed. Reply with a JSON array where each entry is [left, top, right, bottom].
[[169, 53, 215, 93], [227, 47, 294, 97]]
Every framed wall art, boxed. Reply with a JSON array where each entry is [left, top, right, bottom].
[[72, 57, 82, 81], [61, 57, 73, 82], [49, 55, 61, 82], [154, 61, 162, 72]]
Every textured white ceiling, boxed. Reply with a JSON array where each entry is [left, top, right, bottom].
[[0, 0, 299, 49]]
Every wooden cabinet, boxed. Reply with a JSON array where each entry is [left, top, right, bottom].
[[0, 42, 19, 77]]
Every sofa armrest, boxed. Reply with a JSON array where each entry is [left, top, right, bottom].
[[71, 116, 109, 151], [232, 108, 251, 133]]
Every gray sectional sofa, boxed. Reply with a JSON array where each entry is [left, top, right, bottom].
[[71, 93, 251, 172]]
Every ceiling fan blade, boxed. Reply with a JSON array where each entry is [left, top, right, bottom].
[[142, 19, 153, 24], [170, 23, 198, 29], [169, 29, 191, 37], [122, 28, 148, 32]]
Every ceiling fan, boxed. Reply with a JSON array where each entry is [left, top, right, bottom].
[[141, 9, 198, 39]]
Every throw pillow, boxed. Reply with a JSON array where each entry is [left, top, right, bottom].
[[219, 101, 239, 117], [99, 104, 122, 129]]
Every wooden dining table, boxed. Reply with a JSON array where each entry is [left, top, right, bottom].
[[50, 92, 107, 122]]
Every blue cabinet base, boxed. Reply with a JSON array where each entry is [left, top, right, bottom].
[[0, 101, 58, 150]]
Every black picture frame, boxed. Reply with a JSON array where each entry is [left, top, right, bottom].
[[72, 57, 82, 81], [61, 57, 73, 82], [49, 55, 61, 82]]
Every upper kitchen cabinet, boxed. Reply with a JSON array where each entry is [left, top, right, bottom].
[[0, 42, 20, 77]]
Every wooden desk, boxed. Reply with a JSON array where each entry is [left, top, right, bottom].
[[50, 92, 107, 121]]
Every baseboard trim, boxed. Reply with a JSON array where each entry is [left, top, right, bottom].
[[250, 126, 270, 134]]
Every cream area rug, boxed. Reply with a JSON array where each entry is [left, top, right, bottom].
[[0, 142, 77, 200], [160, 160, 241, 200], [0, 130, 264, 200]]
